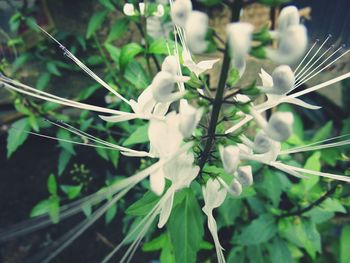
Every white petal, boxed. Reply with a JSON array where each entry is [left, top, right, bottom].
[[237, 165, 253, 186], [150, 169, 165, 196], [282, 97, 321, 110], [153, 4, 165, 17], [185, 11, 209, 54], [267, 112, 294, 141], [158, 191, 174, 228], [139, 3, 145, 16], [99, 114, 138, 123], [219, 145, 240, 174], [170, 0, 193, 27]]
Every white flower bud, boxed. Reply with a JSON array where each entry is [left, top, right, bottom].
[[270, 65, 295, 95], [267, 112, 294, 141], [278, 6, 300, 33], [178, 100, 203, 138], [150, 169, 165, 196], [139, 3, 145, 15], [123, 3, 135, 16], [203, 178, 227, 211], [170, 0, 193, 27], [237, 165, 253, 186], [151, 71, 188, 103], [230, 179, 242, 196], [153, 4, 165, 17], [253, 130, 273, 154], [185, 11, 209, 54], [267, 25, 308, 65], [226, 22, 254, 76], [219, 145, 240, 174], [161, 55, 178, 75]]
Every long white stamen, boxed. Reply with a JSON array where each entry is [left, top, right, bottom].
[[294, 35, 331, 79], [37, 26, 131, 106], [294, 39, 319, 74], [272, 162, 350, 182], [293, 48, 350, 90], [281, 133, 350, 154], [0, 80, 129, 116], [294, 44, 338, 84], [281, 139, 350, 154]]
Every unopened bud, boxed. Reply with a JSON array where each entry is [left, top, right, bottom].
[[237, 165, 253, 186], [230, 179, 242, 196], [271, 65, 295, 95], [278, 6, 300, 33], [219, 145, 240, 174]]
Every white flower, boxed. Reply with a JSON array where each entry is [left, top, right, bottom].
[[151, 71, 189, 103], [226, 22, 254, 76], [170, 0, 193, 27], [236, 165, 253, 186], [123, 3, 164, 17], [147, 16, 172, 39], [178, 100, 203, 138], [219, 145, 240, 174], [148, 112, 184, 158], [230, 179, 242, 196], [203, 178, 227, 213], [260, 65, 295, 95], [267, 112, 294, 141], [182, 50, 220, 77], [161, 55, 178, 75], [253, 130, 275, 154], [150, 168, 166, 196], [185, 11, 209, 54], [267, 25, 308, 65], [202, 178, 227, 262]]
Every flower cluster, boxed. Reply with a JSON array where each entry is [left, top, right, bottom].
[[0, 1, 350, 262]]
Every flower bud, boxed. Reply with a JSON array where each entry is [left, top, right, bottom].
[[185, 11, 209, 54], [179, 100, 203, 138], [170, 0, 193, 28], [123, 3, 135, 16], [226, 22, 254, 76], [219, 145, 240, 174], [267, 112, 294, 141], [237, 165, 253, 186], [162, 56, 178, 75], [253, 130, 273, 154], [278, 6, 300, 33], [203, 178, 227, 211], [230, 179, 242, 196], [271, 65, 295, 95]]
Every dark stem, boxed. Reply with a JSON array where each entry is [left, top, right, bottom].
[[198, 0, 243, 172], [278, 184, 340, 218]]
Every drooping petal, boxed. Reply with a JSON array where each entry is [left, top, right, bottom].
[[158, 191, 175, 228], [150, 169, 166, 196]]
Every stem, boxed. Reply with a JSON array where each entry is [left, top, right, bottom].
[[278, 184, 340, 218], [198, 0, 243, 172]]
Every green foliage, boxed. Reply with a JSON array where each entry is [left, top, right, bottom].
[[168, 189, 204, 263], [86, 10, 108, 39], [7, 118, 30, 158]]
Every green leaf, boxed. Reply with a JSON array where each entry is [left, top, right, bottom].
[[7, 118, 30, 158], [123, 124, 149, 146], [105, 43, 121, 63], [279, 219, 321, 259], [126, 191, 160, 216], [227, 68, 240, 86], [105, 204, 117, 224], [46, 62, 61, 76], [311, 121, 333, 143], [235, 214, 277, 245], [58, 150, 72, 176], [227, 246, 245, 263], [217, 198, 242, 228], [99, 0, 115, 10], [302, 151, 321, 190], [48, 174, 57, 195], [13, 53, 30, 72], [168, 189, 204, 263], [148, 39, 177, 55], [119, 43, 144, 70], [30, 199, 50, 217], [36, 72, 51, 90], [320, 198, 346, 213], [269, 237, 294, 263], [61, 184, 82, 199], [247, 245, 265, 263], [106, 18, 129, 42], [259, 169, 283, 207], [56, 129, 76, 155], [86, 10, 108, 39], [340, 225, 350, 263], [124, 61, 151, 89], [143, 234, 167, 252]]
